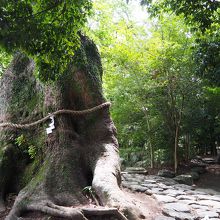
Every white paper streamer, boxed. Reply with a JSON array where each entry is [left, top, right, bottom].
[[46, 115, 55, 134]]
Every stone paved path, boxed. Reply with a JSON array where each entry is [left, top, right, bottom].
[[122, 173, 220, 220]]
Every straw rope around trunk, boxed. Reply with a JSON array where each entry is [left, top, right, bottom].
[[0, 102, 111, 129]]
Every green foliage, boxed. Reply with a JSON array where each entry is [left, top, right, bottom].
[[141, 0, 220, 87], [0, 47, 12, 76], [194, 29, 220, 86], [82, 186, 93, 194], [15, 134, 38, 159], [0, 0, 92, 81], [82, 186, 95, 199], [15, 134, 26, 148], [87, 0, 220, 169], [28, 145, 37, 159], [154, 149, 171, 165], [141, 0, 220, 32]]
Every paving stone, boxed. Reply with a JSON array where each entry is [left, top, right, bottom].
[[191, 204, 210, 210], [197, 194, 220, 202], [176, 195, 196, 201], [150, 188, 165, 194], [163, 202, 191, 212], [153, 195, 177, 203], [122, 176, 139, 182], [216, 208, 220, 213], [196, 188, 219, 195], [199, 200, 220, 208], [121, 173, 220, 220], [180, 200, 197, 205], [143, 179, 157, 184], [129, 185, 147, 192], [162, 209, 195, 220], [195, 210, 219, 218], [157, 182, 172, 190], [185, 202, 210, 207], [122, 182, 139, 188], [189, 190, 207, 195], [154, 215, 175, 220], [160, 179, 177, 186], [163, 189, 186, 197], [141, 183, 158, 189], [174, 184, 195, 191]]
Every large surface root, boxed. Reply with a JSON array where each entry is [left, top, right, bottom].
[[92, 144, 145, 220], [6, 199, 128, 220]]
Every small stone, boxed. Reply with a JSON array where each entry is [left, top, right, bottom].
[[145, 189, 153, 195]]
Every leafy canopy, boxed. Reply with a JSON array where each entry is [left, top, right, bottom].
[[141, 0, 220, 32], [0, 0, 92, 81], [141, 0, 220, 86]]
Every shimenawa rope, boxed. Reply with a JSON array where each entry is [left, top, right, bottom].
[[0, 102, 111, 129]]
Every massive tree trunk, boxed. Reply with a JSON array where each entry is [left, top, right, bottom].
[[0, 36, 143, 220]]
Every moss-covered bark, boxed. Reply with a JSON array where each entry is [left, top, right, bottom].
[[0, 36, 143, 220], [0, 53, 45, 212]]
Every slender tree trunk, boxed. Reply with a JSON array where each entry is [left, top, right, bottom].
[[185, 134, 190, 162], [174, 125, 179, 174], [143, 109, 154, 169]]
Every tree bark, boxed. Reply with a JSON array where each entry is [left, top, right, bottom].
[[0, 36, 144, 220]]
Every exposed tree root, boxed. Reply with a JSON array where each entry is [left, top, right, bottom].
[[91, 144, 145, 220], [6, 199, 128, 220]]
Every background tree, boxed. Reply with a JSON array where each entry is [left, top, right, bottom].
[[85, 0, 220, 172]]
